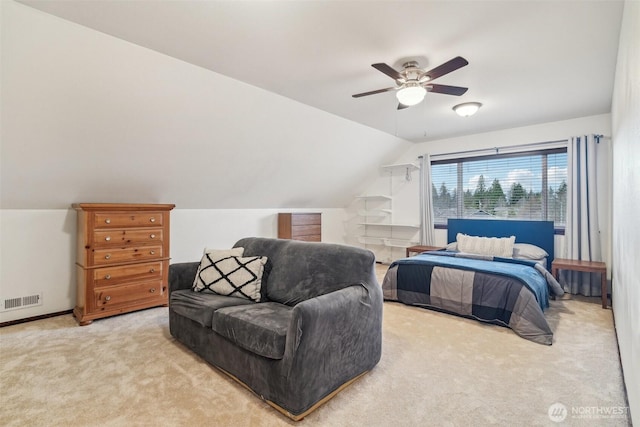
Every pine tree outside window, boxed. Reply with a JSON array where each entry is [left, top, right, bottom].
[[431, 148, 567, 231]]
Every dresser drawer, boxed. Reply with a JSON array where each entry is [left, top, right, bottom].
[[94, 280, 165, 310], [278, 213, 321, 241], [291, 214, 321, 226], [291, 224, 321, 238], [93, 261, 164, 287], [93, 228, 163, 246], [290, 232, 321, 242], [92, 246, 163, 266], [94, 212, 164, 228]]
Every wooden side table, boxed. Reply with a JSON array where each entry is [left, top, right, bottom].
[[551, 258, 608, 308], [406, 245, 444, 257]]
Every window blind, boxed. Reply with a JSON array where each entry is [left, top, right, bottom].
[[431, 148, 567, 227]]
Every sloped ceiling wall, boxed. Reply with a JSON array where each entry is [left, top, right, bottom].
[[1, 1, 411, 210]]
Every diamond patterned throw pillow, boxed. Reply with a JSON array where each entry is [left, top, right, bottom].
[[193, 255, 267, 302], [192, 248, 244, 290]]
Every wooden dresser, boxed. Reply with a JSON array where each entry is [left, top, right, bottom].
[[72, 203, 175, 325], [278, 213, 321, 242]]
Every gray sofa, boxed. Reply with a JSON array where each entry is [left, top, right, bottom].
[[168, 237, 382, 420]]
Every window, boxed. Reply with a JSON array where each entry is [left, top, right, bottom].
[[431, 148, 567, 229]]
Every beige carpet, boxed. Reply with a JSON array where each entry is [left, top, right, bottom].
[[0, 272, 631, 426]]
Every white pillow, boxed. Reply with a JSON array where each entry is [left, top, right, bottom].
[[456, 233, 515, 258], [193, 254, 267, 302], [531, 257, 548, 268], [445, 242, 458, 251], [512, 243, 549, 260]]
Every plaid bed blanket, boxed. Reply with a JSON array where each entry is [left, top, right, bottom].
[[382, 252, 564, 345]]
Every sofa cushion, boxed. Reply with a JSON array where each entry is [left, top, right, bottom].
[[211, 303, 293, 360], [193, 255, 267, 302], [170, 289, 254, 327], [235, 238, 376, 306]]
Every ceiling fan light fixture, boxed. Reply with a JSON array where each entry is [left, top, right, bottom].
[[396, 84, 426, 106], [453, 102, 482, 117]]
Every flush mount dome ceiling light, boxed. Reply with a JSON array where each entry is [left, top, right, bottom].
[[453, 102, 482, 117]]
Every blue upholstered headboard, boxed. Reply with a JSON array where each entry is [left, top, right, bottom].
[[447, 219, 555, 270]]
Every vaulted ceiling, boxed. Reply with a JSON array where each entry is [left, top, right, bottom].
[[2, 1, 625, 210], [19, 0, 624, 142]]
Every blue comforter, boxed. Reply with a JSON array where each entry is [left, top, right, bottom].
[[383, 251, 564, 344], [393, 252, 550, 310]]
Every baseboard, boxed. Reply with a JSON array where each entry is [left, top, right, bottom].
[[610, 304, 633, 422], [0, 309, 73, 328]]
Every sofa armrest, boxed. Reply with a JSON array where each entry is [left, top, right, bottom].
[[169, 262, 199, 294], [283, 282, 383, 398]]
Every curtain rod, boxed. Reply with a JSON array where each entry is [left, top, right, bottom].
[[420, 138, 569, 160]]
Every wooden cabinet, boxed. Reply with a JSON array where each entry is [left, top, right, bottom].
[[278, 213, 321, 242], [72, 203, 175, 325]]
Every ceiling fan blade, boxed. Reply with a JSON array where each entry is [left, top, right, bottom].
[[371, 63, 403, 80], [397, 103, 410, 110], [424, 56, 468, 81], [352, 87, 397, 98], [427, 84, 468, 96]]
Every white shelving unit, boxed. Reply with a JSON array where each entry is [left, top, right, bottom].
[[380, 162, 419, 171], [357, 222, 420, 229], [354, 195, 392, 200], [357, 235, 386, 245], [354, 195, 392, 250], [357, 209, 392, 217], [353, 162, 421, 263]]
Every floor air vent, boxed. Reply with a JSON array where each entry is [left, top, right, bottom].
[[2, 293, 42, 312]]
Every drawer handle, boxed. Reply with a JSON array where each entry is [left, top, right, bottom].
[[150, 251, 155, 255], [150, 234, 156, 239], [150, 268, 155, 273], [105, 254, 111, 260], [150, 288, 156, 293], [105, 219, 111, 224], [150, 217, 156, 223], [105, 274, 111, 280], [105, 236, 111, 241], [105, 296, 111, 302]]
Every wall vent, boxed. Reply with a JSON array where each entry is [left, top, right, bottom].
[[2, 293, 43, 312]]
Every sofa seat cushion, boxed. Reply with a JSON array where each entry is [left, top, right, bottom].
[[170, 289, 254, 328], [211, 303, 293, 360]]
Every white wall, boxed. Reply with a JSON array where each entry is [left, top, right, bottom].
[[0, 0, 409, 322], [0, 208, 347, 323], [0, 0, 409, 211], [611, 0, 640, 423], [353, 114, 612, 264], [0, 210, 76, 321], [170, 208, 347, 263]]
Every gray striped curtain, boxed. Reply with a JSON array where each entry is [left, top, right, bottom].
[[562, 135, 602, 295], [419, 154, 435, 246]]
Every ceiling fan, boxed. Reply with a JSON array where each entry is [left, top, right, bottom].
[[352, 56, 469, 110]]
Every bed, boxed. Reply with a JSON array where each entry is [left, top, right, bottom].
[[381, 219, 564, 345]]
